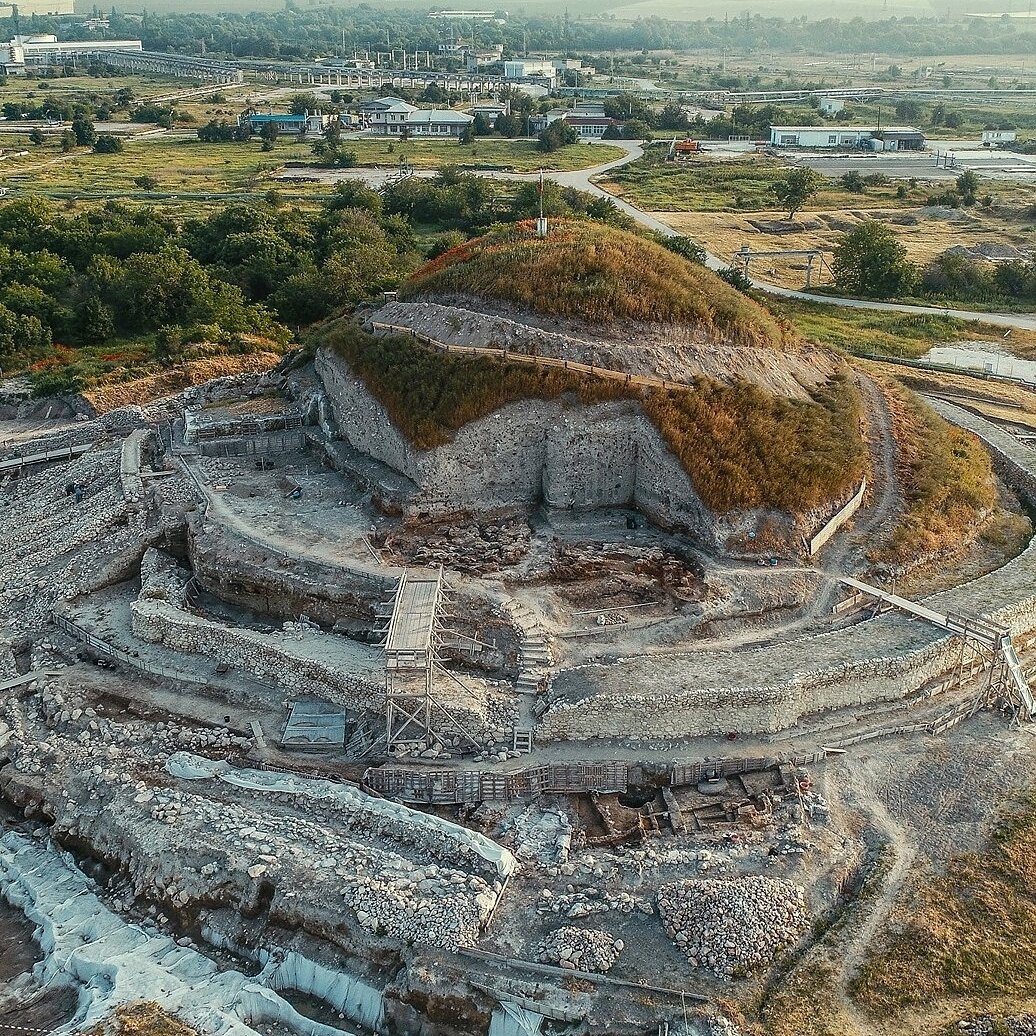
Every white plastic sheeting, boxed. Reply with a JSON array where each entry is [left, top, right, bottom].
[[0, 832, 385, 1036], [489, 1003, 544, 1036], [165, 752, 517, 878], [263, 951, 386, 1033]]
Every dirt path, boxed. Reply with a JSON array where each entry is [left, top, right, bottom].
[[807, 371, 903, 620], [833, 758, 919, 1036]]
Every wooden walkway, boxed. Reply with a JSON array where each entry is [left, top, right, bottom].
[[0, 442, 95, 474]]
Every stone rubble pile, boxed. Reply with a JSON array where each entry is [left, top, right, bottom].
[[538, 885, 650, 920], [501, 803, 572, 866], [1, 682, 513, 952], [385, 516, 532, 574], [958, 1017, 1036, 1036], [536, 926, 623, 973], [657, 876, 807, 976]]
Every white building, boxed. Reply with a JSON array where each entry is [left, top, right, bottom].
[[982, 128, 1017, 146], [503, 59, 557, 85], [405, 109, 474, 136], [360, 97, 419, 132], [364, 99, 474, 137], [769, 125, 924, 151], [818, 97, 845, 115], [2, 33, 143, 74]]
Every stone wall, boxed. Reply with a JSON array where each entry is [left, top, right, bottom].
[[538, 404, 1036, 742], [131, 596, 386, 713], [316, 348, 816, 553]]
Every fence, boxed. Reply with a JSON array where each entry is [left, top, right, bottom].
[[363, 752, 829, 804], [50, 610, 277, 702], [807, 479, 867, 557], [0, 441, 95, 474], [368, 320, 685, 394]]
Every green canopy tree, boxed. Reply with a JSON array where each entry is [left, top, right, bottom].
[[833, 221, 917, 299]]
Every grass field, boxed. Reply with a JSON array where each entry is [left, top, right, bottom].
[[852, 791, 1036, 1021], [0, 133, 620, 199], [320, 135, 624, 172], [658, 204, 1036, 291], [772, 300, 1036, 360], [600, 154, 924, 213]]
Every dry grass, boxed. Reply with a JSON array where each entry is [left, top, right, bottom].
[[402, 219, 795, 349], [85, 1002, 199, 1036], [83, 353, 282, 413], [643, 374, 865, 512], [321, 320, 865, 514], [867, 370, 997, 564], [852, 792, 1036, 1018], [657, 208, 1032, 291]]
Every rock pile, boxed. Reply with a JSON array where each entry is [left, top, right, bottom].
[[958, 1017, 1036, 1036], [536, 926, 623, 973], [657, 876, 807, 976]]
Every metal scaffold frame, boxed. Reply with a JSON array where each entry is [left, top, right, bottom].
[[377, 566, 482, 755]]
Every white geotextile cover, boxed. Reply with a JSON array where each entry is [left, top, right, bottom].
[[0, 831, 386, 1036]]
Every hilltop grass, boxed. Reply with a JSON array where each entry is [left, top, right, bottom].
[[320, 320, 864, 514], [851, 792, 1036, 1019], [403, 219, 794, 349], [868, 371, 996, 564]]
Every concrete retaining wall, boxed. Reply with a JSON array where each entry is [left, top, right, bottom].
[[808, 479, 866, 557]]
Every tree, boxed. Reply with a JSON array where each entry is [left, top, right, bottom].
[[258, 122, 279, 152], [621, 119, 652, 141], [60, 131, 77, 153], [537, 119, 578, 153], [70, 115, 96, 147], [956, 169, 979, 205], [459, 124, 475, 145], [659, 235, 706, 264], [494, 112, 522, 138], [833, 221, 916, 299], [771, 167, 824, 220], [28, 128, 45, 146], [134, 174, 160, 190], [655, 102, 689, 131], [602, 123, 621, 140], [93, 134, 124, 154], [840, 170, 865, 193], [472, 113, 491, 136]]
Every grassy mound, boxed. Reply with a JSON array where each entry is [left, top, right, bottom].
[[319, 321, 864, 514], [402, 219, 793, 350], [868, 373, 996, 563]]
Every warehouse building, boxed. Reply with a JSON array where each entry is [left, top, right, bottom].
[[769, 125, 925, 151]]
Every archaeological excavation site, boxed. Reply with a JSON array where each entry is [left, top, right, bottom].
[[5, 219, 1036, 1036]]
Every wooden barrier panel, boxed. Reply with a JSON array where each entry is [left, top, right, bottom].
[[808, 478, 867, 557]]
